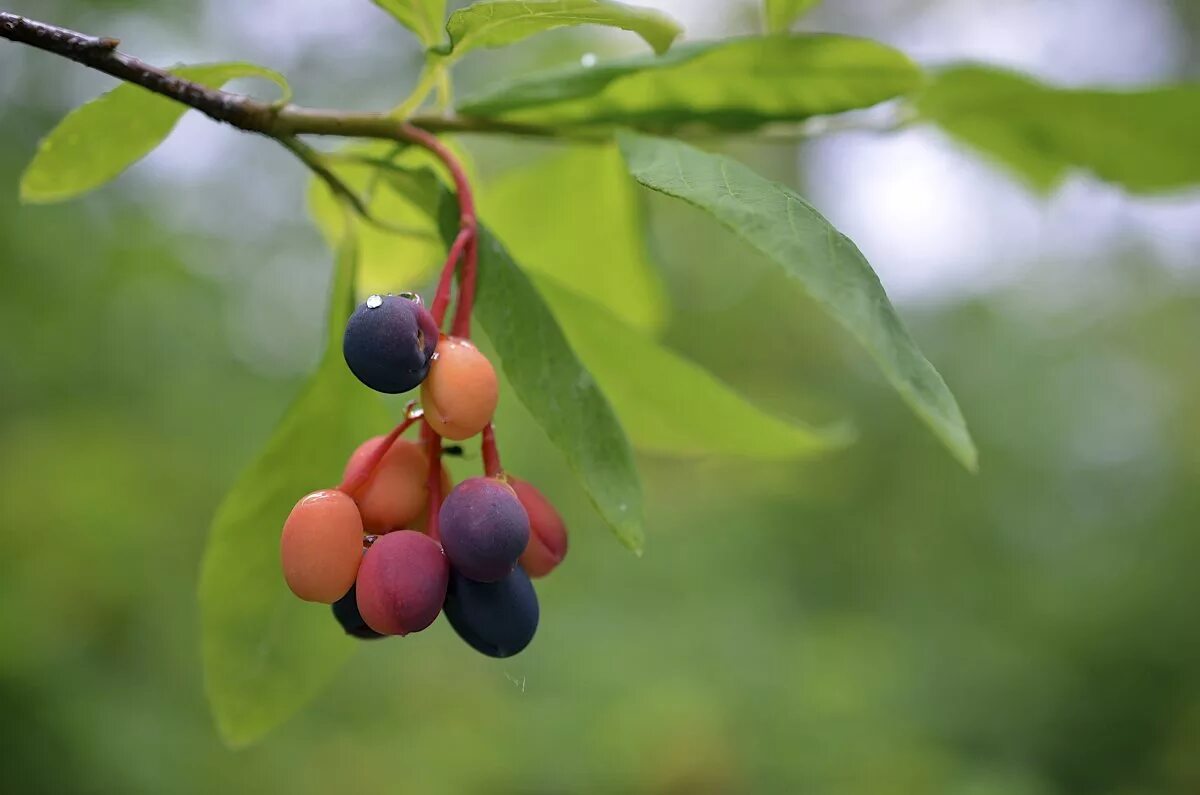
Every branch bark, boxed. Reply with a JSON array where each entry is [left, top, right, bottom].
[[0, 11, 566, 141]]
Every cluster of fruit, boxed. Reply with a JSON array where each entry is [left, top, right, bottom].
[[279, 292, 567, 658]]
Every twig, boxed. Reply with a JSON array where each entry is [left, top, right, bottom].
[[278, 137, 433, 238], [0, 11, 581, 141]]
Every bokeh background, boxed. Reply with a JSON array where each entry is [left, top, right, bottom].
[[3, 1, 1200, 793]]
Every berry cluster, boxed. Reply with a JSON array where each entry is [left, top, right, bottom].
[[280, 292, 568, 657], [278, 130, 567, 658]]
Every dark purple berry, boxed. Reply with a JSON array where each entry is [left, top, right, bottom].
[[439, 477, 530, 583], [443, 565, 539, 658], [331, 584, 383, 640], [343, 293, 439, 394]]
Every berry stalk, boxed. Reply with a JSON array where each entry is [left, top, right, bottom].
[[422, 421, 445, 542], [481, 423, 502, 478], [338, 403, 421, 495], [431, 227, 472, 328], [397, 122, 478, 335]]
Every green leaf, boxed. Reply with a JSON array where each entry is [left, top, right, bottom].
[[764, 0, 822, 32], [618, 132, 977, 471], [918, 65, 1200, 194], [533, 275, 852, 458], [20, 63, 289, 204], [199, 224, 389, 747], [307, 144, 445, 296], [437, 205, 644, 552], [459, 34, 921, 131], [443, 0, 681, 57], [481, 143, 667, 332], [373, 0, 448, 47]]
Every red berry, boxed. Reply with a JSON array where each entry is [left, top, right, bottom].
[[355, 530, 449, 635], [343, 436, 430, 533], [509, 477, 568, 578]]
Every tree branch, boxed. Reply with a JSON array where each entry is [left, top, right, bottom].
[[0, 11, 572, 141]]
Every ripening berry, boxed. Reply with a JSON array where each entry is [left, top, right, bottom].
[[343, 293, 439, 394], [355, 530, 449, 635], [509, 477, 568, 578], [331, 584, 383, 640], [443, 565, 539, 658], [420, 336, 498, 441], [439, 477, 530, 583], [280, 489, 364, 603], [343, 435, 430, 533]]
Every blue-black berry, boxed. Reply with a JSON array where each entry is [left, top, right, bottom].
[[443, 565, 539, 658], [343, 293, 438, 394], [332, 584, 383, 640]]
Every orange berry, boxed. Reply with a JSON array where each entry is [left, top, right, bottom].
[[421, 336, 498, 441], [280, 489, 363, 603], [343, 436, 430, 533]]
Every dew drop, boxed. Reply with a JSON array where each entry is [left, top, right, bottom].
[[580, 52, 598, 68], [366, 294, 383, 309]]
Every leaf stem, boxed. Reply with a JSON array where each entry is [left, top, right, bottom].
[[278, 137, 432, 238]]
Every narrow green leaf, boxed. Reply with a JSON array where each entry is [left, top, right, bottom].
[[373, 0, 448, 47], [437, 204, 644, 551], [443, 0, 681, 57], [459, 34, 921, 131], [481, 144, 667, 332], [764, 0, 822, 32], [618, 132, 977, 471], [199, 225, 389, 747], [918, 65, 1200, 194], [534, 275, 852, 458], [20, 63, 289, 204]]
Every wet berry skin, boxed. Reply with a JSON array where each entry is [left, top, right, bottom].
[[355, 530, 449, 636], [343, 294, 439, 394], [331, 584, 383, 640], [439, 477, 530, 583], [280, 489, 364, 603], [343, 435, 430, 533], [443, 565, 539, 658], [421, 336, 498, 440], [509, 477, 568, 578]]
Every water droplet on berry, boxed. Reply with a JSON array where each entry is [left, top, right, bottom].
[[580, 52, 597, 68], [366, 294, 383, 309]]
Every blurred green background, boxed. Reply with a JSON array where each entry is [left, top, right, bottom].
[[3, 1, 1200, 793]]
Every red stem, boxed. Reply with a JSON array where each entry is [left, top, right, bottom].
[[450, 236, 478, 338], [431, 227, 471, 328], [481, 423, 502, 478], [338, 408, 420, 496], [422, 422, 444, 542], [395, 123, 478, 337], [395, 124, 500, 496]]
